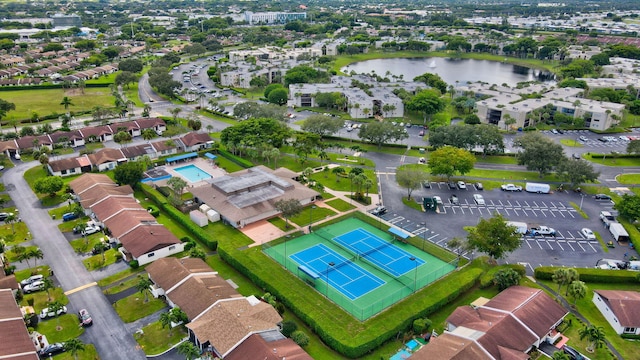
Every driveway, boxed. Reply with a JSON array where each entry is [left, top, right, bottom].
[[4, 161, 146, 360]]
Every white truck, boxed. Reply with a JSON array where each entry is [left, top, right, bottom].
[[609, 222, 630, 243], [529, 225, 557, 236], [525, 182, 551, 194], [506, 221, 528, 235], [599, 211, 616, 228], [501, 184, 523, 192]]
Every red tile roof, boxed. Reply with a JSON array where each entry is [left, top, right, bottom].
[[595, 290, 640, 327], [119, 224, 180, 258]]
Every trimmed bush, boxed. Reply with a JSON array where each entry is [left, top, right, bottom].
[[129, 260, 139, 269], [480, 264, 526, 288], [147, 205, 160, 217], [535, 266, 639, 283], [281, 320, 297, 337], [218, 149, 254, 169]]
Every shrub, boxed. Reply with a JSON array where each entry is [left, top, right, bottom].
[[147, 205, 159, 217], [218, 149, 254, 169], [480, 264, 526, 288], [291, 330, 310, 347], [413, 318, 432, 333], [129, 260, 139, 269], [281, 320, 297, 337], [535, 266, 639, 283]]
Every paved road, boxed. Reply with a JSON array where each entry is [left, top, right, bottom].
[[5, 162, 146, 360]]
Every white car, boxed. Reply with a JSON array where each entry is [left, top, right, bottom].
[[20, 274, 44, 287], [581, 228, 596, 240], [23, 280, 45, 293], [82, 226, 101, 236], [473, 194, 485, 205], [457, 181, 466, 189], [433, 196, 443, 205], [39, 306, 68, 319]]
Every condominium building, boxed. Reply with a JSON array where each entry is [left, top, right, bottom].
[[244, 11, 306, 25]]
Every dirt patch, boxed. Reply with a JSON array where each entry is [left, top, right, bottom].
[[64, 88, 84, 96]]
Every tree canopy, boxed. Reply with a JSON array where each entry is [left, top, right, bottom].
[[300, 115, 344, 138], [34, 176, 63, 197], [614, 194, 640, 222], [515, 132, 565, 177], [466, 213, 522, 262], [406, 89, 446, 124], [557, 159, 600, 188], [428, 146, 476, 180], [396, 168, 429, 200], [274, 198, 303, 229], [358, 121, 408, 148], [221, 118, 292, 151], [428, 124, 504, 155], [114, 161, 144, 187], [232, 101, 287, 122]]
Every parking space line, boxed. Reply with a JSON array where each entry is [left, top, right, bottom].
[[506, 200, 513, 207], [557, 210, 565, 218], [577, 242, 586, 251], [566, 242, 575, 251], [556, 240, 565, 251], [536, 240, 543, 249], [524, 201, 530, 207], [544, 239, 554, 250], [529, 209, 537, 216], [547, 209, 555, 218], [515, 201, 521, 207], [586, 242, 597, 252], [435, 238, 447, 245], [428, 234, 439, 241]]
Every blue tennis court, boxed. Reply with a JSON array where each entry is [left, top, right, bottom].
[[290, 244, 385, 300], [333, 228, 425, 277]]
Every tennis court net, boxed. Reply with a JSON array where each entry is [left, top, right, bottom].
[[360, 240, 392, 258], [324, 255, 357, 276]]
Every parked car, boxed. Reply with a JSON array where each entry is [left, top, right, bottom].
[[23, 280, 45, 293], [0, 212, 13, 221], [457, 181, 466, 189], [530, 226, 557, 236], [580, 228, 596, 240], [39, 306, 68, 319], [572, 153, 581, 160], [579, 135, 588, 142], [594, 194, 611, 200], [371, 206, 387, 216], [39, 343, 65, 357], [91, 242, 110, 255], [433, 196, 443, 205], [82, 226, 101, 236], [20, 274, 44, 287], [62, 212, 79, 222], [78, 308, 93, 327], [563, 345, 585, 360], [447, 182, 457, 190], [501, 184, 523, 192], [422, 180, 431, 189], [418, 130, 425, 136], [475, 182, 484, 190], [449, 195, 459, 205], [473, 194, 485, 205], [418, 157, 426, 164]]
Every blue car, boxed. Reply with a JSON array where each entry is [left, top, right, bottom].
[[62, 212, 79, 222]]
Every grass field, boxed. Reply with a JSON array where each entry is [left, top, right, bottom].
[[36, 314, 84, 343], [134, 321, 187, 355], [1, 88, 114, 123], [113, 292, 167, 323], [325, 198, 356, 212], [615, 173, 640, 184]]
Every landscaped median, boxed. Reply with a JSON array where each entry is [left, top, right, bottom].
[[218, 211, 484, 358]]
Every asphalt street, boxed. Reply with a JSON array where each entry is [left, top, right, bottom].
[[5, 162, 146, 360]]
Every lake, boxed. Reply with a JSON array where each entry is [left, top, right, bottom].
[[341, 57, 555, 86]]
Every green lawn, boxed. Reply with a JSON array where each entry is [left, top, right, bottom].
[[402, 197, 423, 212], [475, 155, 519, 165], [82, 249, 119, 270], [134, 321, 187, 355], [268, 217, 289, 231], [103, 276, 143, 295], [58, 216, 90, 233], [560, 139, 584, 147], [48, 203, 81, 220], [0, 88, 114, 123], [21, 287, 68, 312], [0, 221, 31, 245], [51, 344, 99, 360], [5, 245, 38, 263], [14, 266, 50, 283], [84, 142, 105, 152], [309, 169, 378, 193], [584, 154, 640, 167], [24, 166, 71, 207], [325, 198, 356, 212], [36, 314, 84, 343], [69, 233, 108, 254], [616, 173, 640, 184], [113, 292, 167, 323], [96, 268, 144, 288], [289, 206, 336, 227]]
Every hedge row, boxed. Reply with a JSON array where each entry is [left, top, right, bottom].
[[218, 149, 253, 169], [141, 184, 217, 251], [0, 83, 110, 92], [218, 238, 483, 358], [479, 264, 526, 288], [535, 266, 639, 283], [589, 153, 640, 159], [618, 219, 640, 251]]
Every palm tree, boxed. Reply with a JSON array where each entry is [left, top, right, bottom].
[[5, 213, 16, 235], [564, 268, 579, 296], [170, 108, 182, 122], [332, 167, 345, 182], [579, 325, 606, 353], [552, 351, 571, 360], [42, 277, 55, 302], [270, 148, 280, 168], [60, 97, 74, 114], [48, 300, 65, 327], [142, 129, 156, 141], [64, 338, 85, 360], [159, 311, 174, 336], [552, 268, 569, 293], [176, 341, 200, 360], [27, 247, 44, 268], [568, 280, 587, 306], [136, 276, 152, 303], [142, 104, 152, 118]]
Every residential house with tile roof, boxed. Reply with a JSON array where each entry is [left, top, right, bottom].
[[593, 290, 640, 335], [0, 289, 39, 360], [225, 333, 312, 360], [414, 286, 568, 360], [186, 296, 283, 358], [176, 132, 213, 152]]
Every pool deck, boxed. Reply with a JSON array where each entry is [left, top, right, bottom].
[[158, 158, 227, 187]]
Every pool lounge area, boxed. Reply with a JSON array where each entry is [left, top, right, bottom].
[[174, 164, 212, 182], [145, 157, 227, 187], [389, 338, 427, 359]]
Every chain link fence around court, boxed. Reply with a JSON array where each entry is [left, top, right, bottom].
[[263, 225, 458, 321]]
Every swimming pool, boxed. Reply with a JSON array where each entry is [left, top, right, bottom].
[[174, 165, 212, 182]]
